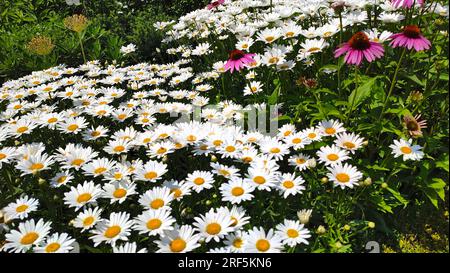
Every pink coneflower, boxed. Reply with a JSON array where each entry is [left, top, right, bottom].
[[334, 32, 384, 66], [391, 0, 424, 9], [389, 25, 431, 51], [224, 50, 256, 73], [207, 0, 225, 10]]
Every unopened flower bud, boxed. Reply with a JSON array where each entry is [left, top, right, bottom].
[[343, 224, 351, 231], [381, 182, 388, 189], [368, 221, 376, 229], [321, 177, 328, 184], [306, 158, 316, 168], [211, 155, 218, 162], [363, 177, 372, 186], [317, 225, 326, 234], [297, 209, 313, 225]]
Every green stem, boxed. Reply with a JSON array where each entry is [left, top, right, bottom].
[[78, 33, 87, 64], [346, 66, 359, 121], [378, 47, 407, 121]]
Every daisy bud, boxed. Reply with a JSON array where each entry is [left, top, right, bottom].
[[212, 194, 218, 199], [162, 155, 168, 163], [321, 177, 329, 184], [211, 155, 218, 162], [198, 238, 206, 244], [435, 19, 445, 26], [363, 177, 372, 186], [368, 222, 376, 229], [297, 209, 313, 225], [335, 242, 343, 248], [306, 158, 316, 168], [344, 224, 351, 231], [38, 178, 46, 185], [444, 210, 449, 219], [381, 182, 388, 189], [205, 200, 212, 206], [362, 140, 369, 146], [14, 140, 21, 146], [317, 225, 327, 234]]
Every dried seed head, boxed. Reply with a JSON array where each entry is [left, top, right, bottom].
[[64, 14, 89, 33], [26, 35, 55, 56]]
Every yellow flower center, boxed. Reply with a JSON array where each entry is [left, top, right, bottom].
[[270, 147, 281, 153], [233, 238, 243, 248], [146, 218, 162, 230], [265, 36, 275, 42], [225, 146, 236, 152], [296, 158, 306, 164], [30, 163, 44, 171], [45, 242, 61, 253], [83, 216, 94, 226], [47, 117, 58, 123], [292, 138, 302, 144], [104, 225, 121, 238], [343, 142, 356, 149], [113, 189, 127, 198], [186, 135, 197, 142], [206, 223, 221, 235], [76, 193, 92, 203], [268, 57, 279, 64], [71, 158, 85, 166], [94, 167, 107, 174], [287, 229, 299, 238], [327, 154, 339, 161], [20, 232, 39, 245], [17, 126, 29, 133], [336, 173, 350, 183], [113, 146, 125, 153], [325, 127, 336, 135], [213, 140, 223, 147], [57, 176, 67, 184], [144, 171, 158, 180], [0, 153, 6, 160], [231, 187, 244, 196], [67, 124, 79, 132], [170, 238, 186, 252], [400, 146, 412, 154], [253, 176, 266, 185], [157, 147, 167, 154], [307, 132, 316, 139], [16, 204, 29, 213], [193, 177, 205, 185], [150, 198, 164, 209], [307, 47, 321, 53], [283, 181, 295, 189], [171, 188, 182, 198], [256, 239, 270, 252]]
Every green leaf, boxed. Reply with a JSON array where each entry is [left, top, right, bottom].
[[404, 73, 425, 86], [347, 76, 379, 111], [267, 81, 280, 105], [436, 154, 449, 172], [386, 187, 409, 207], [429, 178, 446, 201]]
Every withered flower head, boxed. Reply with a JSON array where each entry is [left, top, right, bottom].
[[331, 1, 348, 12], [26, 35, 55, 56], [297, 76, 318, 89], [64, 14, 89, 33], [403, 114, 427, 138], [408, 90, 424, 103]]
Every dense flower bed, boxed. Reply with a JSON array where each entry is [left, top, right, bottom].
[[0, 0, 448, 253]]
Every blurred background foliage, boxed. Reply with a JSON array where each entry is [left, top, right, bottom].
[[0, 0, 209, 82]]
